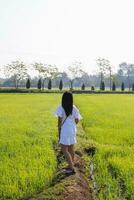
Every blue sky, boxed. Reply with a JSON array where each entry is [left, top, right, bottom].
[[0, 0, 134, 75]]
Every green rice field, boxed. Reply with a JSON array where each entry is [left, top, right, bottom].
[[0, 94, 134, 199], [76, 94, 134, 200], [0, 94, 60, 199]]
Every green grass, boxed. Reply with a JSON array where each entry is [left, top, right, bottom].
[[75, 94, 134, 200], [0, 94, 62, 200], [0, 94, 134, 200]]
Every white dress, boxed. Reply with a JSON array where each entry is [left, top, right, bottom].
[[54, 105, 82, 145]]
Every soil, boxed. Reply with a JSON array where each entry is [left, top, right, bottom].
[[30, 123, 95, 200], [30, 152, 94, 200]]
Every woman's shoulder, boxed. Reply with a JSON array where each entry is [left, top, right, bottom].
[[73, 105, 78, 110], [55, 105, 64, 117], [73, 105, 82, 119], [73, 105, 80, 114], [56, 105, 63, 111]]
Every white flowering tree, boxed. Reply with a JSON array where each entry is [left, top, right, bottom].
[[68, 61, 85, 90], [96, 58, 113, 90], [33, 63, 59, 89], [4, 60, 28, 88]]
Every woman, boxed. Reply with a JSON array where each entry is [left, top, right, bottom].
[[55, 91, 82, 174]]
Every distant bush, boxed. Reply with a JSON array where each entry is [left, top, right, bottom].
[[26, 78, 31, 89], [37, 78, 42, 89], [81, 83, 85, 90], [112, 82, 116, 91], [91, 86, 95, 91], [100, 81, 105, 90], [48, 79, 52, 90], [59, 79, 63, 90], [121, 82, 125, 91], [132, 83, 134, 91]]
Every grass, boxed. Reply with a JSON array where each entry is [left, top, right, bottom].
[[0, 94, 134, 200], [75, 94, 134, 200], [0, 94, 61, 200]]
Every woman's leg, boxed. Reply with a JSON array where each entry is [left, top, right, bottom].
[[60, 144, 74, 170], [68, 144, 75, 162]]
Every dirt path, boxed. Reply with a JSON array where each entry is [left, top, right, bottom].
[[30, 124, 94, 200], [30, 153, 93, 200], [61, 154, 93, 200]]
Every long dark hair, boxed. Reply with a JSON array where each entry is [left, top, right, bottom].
[[62, 91, 73, 116]]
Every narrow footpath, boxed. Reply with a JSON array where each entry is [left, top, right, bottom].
[[30, 124, 95, 200]]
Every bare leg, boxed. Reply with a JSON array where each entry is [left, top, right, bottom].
[[68, 144, 75, 162], [60, 144, 74, 170]]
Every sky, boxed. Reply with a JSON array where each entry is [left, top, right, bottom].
[[0, 0, 134, 76]]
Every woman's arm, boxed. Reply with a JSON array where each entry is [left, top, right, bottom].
[[74, 105, 82, 124], [58, 117, 62, 140]]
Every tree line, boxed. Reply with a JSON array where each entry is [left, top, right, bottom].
[[0, 59, 134, 91]]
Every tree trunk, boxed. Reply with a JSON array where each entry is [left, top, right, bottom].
[[15, 79, 18, 89], [100, 72, 103, 83], [70, 80, 73, 90], [42, 79, 45, 90], [110, 70, 112, 91], [129, 83, 131, 91]]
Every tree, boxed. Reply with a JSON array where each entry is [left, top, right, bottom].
[[118, 62, 134, 90], [81, 83, 85, 90], [47, 65, 59, 79], [37, 78, 42, 89], [58, 72, 70, 88], [112, 82, 116, 91], [121, 82, 125, 91], [68, 61, 85, 90], [81, 72, 91, 87], [100, 81, 105, 90], [48, 79, 52, 90], [26, 78, 30, 89], [97, 58, 113, 90], [33, 62, 48, 89], [4, 60, 28, 88], [96, 58, 107, 84], [111, 74, 120, 87], [132, 83, 134, 91], [33, 63, 59, 89], [91, 86, 95, 91], [59, 79, 63, 90]]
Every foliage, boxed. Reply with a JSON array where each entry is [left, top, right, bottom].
[[48, 79, 52, 90], [59, 79, 63, 90], [112, 82, 116, 91], [81, 83, 85, 90], [132, 83, 134, 91], [117, 62, 134, 88], [37, 78, 42, 89], [96, 58, 108, 77], [121, 82, 125, 91], [4, 60, 28, 88], [1, 59, 134, 90], [68, 61, 85, 89], [26, 78, 31, 89], [91, 86, 95, 91], [100, 81, 105, 90], [33, 63, 59, 89], [96, 58, 113, 90]]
